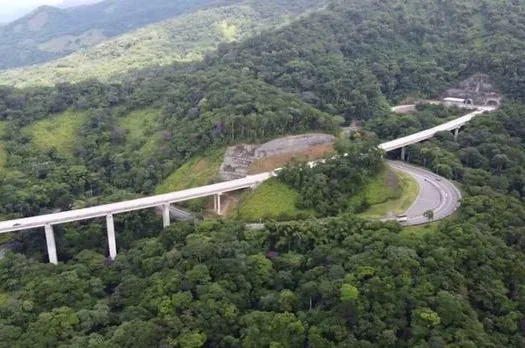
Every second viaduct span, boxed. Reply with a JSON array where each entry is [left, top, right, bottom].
[[0, 106, 495, 264]]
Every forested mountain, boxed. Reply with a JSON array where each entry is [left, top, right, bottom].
[[0, 0, 229, 69], [0, 0, 325, 87], [203, 0, 525, 117], [3, 0, 525, 346], [1, 0, 525, 226]]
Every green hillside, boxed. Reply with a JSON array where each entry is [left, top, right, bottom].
[[235, 160, 419, 222], [21, 110, 87, 156], [118, 108, 161, 157], [0, 121, 6, 168], [236, 178, 310, 221], [0, 0, 324, 87], [155, 149, 225, 194], [0, 0, 221, 69], [357, 169, 419, 219]]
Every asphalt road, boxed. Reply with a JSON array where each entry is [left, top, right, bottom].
[[387, 161, 462, 226]]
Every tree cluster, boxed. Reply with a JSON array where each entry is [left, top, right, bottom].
[[0, 206, 524, 347], [277, 139, 383, 216]]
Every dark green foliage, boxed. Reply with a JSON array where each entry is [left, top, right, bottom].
[[208, 0, 525, 113], [0, 69, 339, 220], [0, 209, 524, 346], [399, 104, 525, 197], [366, 104, 466, 140], [278, 139, 383, 216]]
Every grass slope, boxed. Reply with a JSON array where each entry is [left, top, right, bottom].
[[155, 149, 225, 194], [0, 2, 322, 87], [358, 169, 419, 219], [400, 222, 440, 239], [236, 178, 312, 221], [118, 108, 160, 156], [236, 166, 419, 222], [22, 110, 86, 156]]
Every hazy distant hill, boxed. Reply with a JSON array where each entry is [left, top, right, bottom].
[[58, 0, 103, 8], [0, 0, 223, 69], [0, 0, 324, 88]]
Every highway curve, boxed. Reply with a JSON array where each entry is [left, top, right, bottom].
[[387, 161, 462, 226]]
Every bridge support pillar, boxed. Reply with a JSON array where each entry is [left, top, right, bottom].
[[162, 204, 171, 228], [214, 194, 222, 215], [453, 128, 459, 141], [44, 224, 58, 265], [106, 214, 117, 260], [401, 146, 406, 161]]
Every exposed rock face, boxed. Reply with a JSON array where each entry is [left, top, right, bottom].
[[218, 144, 259, 181], [444, 73, 501, 106], [218, 134, 335, 181]]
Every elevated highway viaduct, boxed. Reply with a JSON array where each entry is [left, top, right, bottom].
[[0, 105, 496, 263]]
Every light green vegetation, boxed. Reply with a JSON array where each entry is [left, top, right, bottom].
[[236, 179, 312, 221], [0, 144, 5, 169], [21, 110, 86, 156], [399, 222, 440, 239], [236, 166, 419, 222], [0, 121, 6, 168], [118, 108, 160, 156], [0, 4, 309, 88], [118, 108, 159, 141], [357, 169, 419, 219], [216, 21, 237, 41], [156, 148, 225, 211], [155, 149, 225, 194], [37, 29, 107, 53]]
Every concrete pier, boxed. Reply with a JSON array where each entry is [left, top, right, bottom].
[[162, 204, 171, 228], [106, 214, 117, 260], [44, 224, 58, 265]]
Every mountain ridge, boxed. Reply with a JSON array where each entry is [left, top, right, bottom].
[[0, 0, 227, 70], [0, 0, 325, 88]]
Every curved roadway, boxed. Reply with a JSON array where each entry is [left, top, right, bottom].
[[387, 161, 461, 226]]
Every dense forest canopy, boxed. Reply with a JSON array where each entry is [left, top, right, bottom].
[[2, 0, 525, 346], [277, 139, 384, 216]]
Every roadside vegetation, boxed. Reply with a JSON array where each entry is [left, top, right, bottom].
[[357, 169, 419, 219], [155, 148, 225, 194], [366, 104, 467, 140], [237, 161, 419, 222], [235, 178, 312, 221]]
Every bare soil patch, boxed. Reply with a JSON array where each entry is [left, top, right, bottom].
[[247, 143, 334, 174]]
